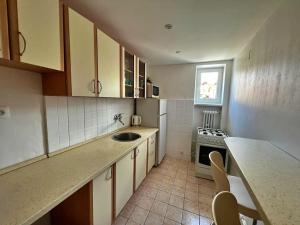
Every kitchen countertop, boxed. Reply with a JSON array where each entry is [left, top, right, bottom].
[[225, 137, 300, 225], [0, 126, 158, 225]]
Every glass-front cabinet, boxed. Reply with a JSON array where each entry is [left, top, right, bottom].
[[121, 47, 136, 98], [121, 47, 147, 98], [136, 58, 146, 98]]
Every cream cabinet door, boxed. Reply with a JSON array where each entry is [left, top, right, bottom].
[[148, 134, 156, 172], [135, 140, 147, 189], [68, 8, 96, 97], [93, 167, 112, 225], [17, 0, 62, 70], [97, 29, 120, 97], [116, 150, 134, 216]]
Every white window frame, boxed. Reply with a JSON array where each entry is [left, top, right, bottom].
[[194, 64, 226, 106]]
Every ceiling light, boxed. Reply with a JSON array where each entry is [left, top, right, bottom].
[[164, 24, 173, 30]]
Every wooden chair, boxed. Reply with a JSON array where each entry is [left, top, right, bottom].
[[209, 151, 261, 225], [212, 191, 241, 225]]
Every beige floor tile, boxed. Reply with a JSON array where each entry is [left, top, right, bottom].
[[114, 216, 128, 225], [185, 190, 198, 201], [169, 194, 184, 208], [187, 176, 199, 184], [200, 216, 213, 225], [144, 212, 164, 225], [135, 195, 154, 210], [129, 206, 149, 224], [142, 186, 158, 199], [150, 200, 168, 216], [163, 218, 181, 225], [174, 178, 186, 188], [198, 193, 213, 205], [120, 203, 135, 218], [186, 182, 198, 192], [199, 202, 213, 219], [182, 211, 200, 225], [171, 186, 185, 198], [165, 205, 183, 223], [184, 199, 199, 214], [155, 190, 171, 203], [126, 219, 140, 225], [198, 185, 214, 196]]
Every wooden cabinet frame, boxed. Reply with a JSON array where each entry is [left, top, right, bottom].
[[0, 0, 10, 59]]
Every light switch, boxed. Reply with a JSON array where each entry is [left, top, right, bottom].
[[0, 106, 10, 118]]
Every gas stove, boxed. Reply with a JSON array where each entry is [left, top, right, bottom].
[[198, 128, 227, 137], [197, 128, 228, 147], [195, 127, 229, 179]]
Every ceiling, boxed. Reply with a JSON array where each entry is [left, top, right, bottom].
[[65, 0, 283, 65]]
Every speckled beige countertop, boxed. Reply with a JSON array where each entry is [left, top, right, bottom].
[[225, 137, 300, 225], [0, 126, 158, 225]]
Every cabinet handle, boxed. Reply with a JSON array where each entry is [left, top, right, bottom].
[[18, 31, 27, 56], [89, 79, 96, 93], [97, 80, 103, 94], [105, 168, 112, 180], [136, 148, 140, 155]]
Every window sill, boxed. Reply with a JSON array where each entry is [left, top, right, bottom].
[[193, 103, 223, 107]]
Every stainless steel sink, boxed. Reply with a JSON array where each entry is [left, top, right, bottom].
[[112, 132, 141, 142]]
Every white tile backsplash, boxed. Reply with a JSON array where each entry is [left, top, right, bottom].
[[45, 96, 69, 153], [68, 97, 85, 146], [45, 97, 134, 154]]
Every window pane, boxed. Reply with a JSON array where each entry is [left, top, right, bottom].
[[199, 72, 219, 99]]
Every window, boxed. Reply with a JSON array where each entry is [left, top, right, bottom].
[[194, 65, 225, 105]]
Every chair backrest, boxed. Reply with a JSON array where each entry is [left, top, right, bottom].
[[212, 191, 241, 225], [209, 151, 230, 192]]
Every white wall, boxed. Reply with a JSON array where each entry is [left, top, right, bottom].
[[149, 61, 232, 160], [0, 66, 134, 170], [227, 0, 300, 160], [0, 66, 46, 169]]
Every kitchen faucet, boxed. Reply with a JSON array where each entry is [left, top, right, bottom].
[[114, 113, 125, 125]]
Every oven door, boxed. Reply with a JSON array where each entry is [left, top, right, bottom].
[[196, 144, 227, 169]]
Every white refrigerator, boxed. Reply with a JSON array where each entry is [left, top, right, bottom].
[[136, 99, 167, 165]]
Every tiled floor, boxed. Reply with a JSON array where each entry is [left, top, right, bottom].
[[114, 156, 216, 225]]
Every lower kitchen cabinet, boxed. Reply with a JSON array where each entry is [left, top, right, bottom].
[[93, 167, 113, 225], [148, 134, 156, 173], [115, 150, 134, 216], [135, 140, 148, 189]]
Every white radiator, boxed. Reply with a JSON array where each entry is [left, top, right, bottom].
[[202, 110, 219, 128]]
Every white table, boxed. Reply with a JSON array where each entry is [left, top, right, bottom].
[[225, 137, 300, 225]]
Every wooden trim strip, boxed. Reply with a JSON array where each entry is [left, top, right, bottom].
[[120, 46, 125, 98], [62, 4, 72, 96], [0, 0, 10, 59], [94, 25, 99, 96], [112, 163, 116, 224], [59, 0, 65, 71], [146, 138, 149, 174], [133, 149, 136, 192], [6, 0, 20, 61]]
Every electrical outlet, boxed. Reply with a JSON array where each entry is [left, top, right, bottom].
[[0, 106, 10, 118]]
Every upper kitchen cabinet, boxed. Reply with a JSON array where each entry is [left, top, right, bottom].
[[0, 0, 9, 59], [136, 58, 147, 98], [121, 47, 136, 98], [97, 29, 120, 97], [42, 5, 97, 97], [67, 7, 96, 97], [7, 0, 63, 70]]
